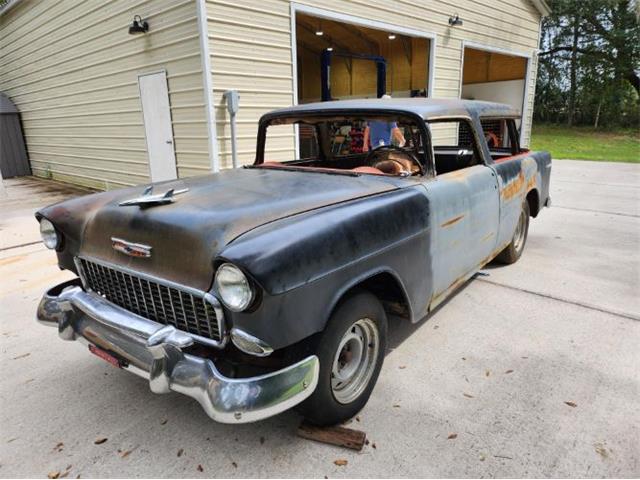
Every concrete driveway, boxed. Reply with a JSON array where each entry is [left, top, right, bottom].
[[1, 161, 638, 478]]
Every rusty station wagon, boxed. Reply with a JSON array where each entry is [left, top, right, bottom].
[[36, 99, 551, 426]]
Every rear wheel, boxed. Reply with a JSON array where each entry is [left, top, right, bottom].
[[297, 290, 387, 426], [496, 200, 530, 264]]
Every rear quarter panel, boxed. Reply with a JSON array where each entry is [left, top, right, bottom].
[[492, 150, 551, 249]]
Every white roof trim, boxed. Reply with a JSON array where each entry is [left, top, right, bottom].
[[530, 0, 551, 16]]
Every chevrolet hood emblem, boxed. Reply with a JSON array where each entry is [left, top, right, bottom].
[[111, 237, 152, 258]]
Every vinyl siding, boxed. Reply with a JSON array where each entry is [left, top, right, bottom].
[[0, 0, 209, 190], [206, 0, 542, 168]]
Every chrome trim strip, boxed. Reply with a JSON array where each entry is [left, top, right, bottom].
[[75, 256, 227, 349], [37, 281, 319, 424]]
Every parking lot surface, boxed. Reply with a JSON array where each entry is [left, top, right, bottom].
[[1, 160, 638, 478]]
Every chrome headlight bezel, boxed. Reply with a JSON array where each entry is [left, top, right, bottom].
[[39, 218, 61, 250], [214, 263, 254, 312]]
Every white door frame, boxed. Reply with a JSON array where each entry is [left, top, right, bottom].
[[459, 40, 534, 146], [289, 3, 437, 158]]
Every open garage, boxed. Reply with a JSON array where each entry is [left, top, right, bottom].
[[461, 45, 531, 143], [295, 13, 432, 103]]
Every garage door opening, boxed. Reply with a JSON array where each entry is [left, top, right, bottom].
[[295, 12, 432, 103], [461, 46, 529, 142]]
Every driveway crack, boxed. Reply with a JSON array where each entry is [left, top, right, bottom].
[[476, 276, 640, 322]]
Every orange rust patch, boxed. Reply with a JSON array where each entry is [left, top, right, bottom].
[[501, 171, 525, 201], [441, 214, 465, 228]]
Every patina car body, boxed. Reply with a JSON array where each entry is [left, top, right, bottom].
[[36, 99, 551, 425]]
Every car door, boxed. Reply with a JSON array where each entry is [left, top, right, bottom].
[[423, 119, 500, 308]]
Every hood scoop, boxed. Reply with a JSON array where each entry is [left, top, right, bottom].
[[119, 185, 189, 208]]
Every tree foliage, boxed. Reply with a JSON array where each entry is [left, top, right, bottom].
[[535, 0, 640, 128]]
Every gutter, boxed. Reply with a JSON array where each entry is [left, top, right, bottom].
[[0, 0, 21, 15], [195, 0, 220, 173]]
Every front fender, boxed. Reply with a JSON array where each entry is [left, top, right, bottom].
[[219, 186, 432, 350]]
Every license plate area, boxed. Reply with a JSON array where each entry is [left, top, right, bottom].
[[88, 344, 125, 368]]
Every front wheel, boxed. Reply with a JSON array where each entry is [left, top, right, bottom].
[[496, 200, 530, 264], [297, 290, 387, 426]]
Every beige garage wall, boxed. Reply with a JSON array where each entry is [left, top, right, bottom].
[[206, 0, 542, 168], [0, 0, 209, 190]]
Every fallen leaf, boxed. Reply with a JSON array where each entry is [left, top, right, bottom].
[[259, 436, 265, 445], [120, 446, 139, 458], [447, 433, 458, 440], [504, 369, 514, 374], [160, 419, 168, 425], [564, 401, 577, 408], [355, 416, 360, 422], [94, 437, 107, 445], [365, 439, 370, 445], [521, 356, 529, 359], [231, 461, 238, 468], [463, 393, 474, 398], [485, 370, 490, 377], [197, 465, 203, 472], [334, 459, 348, 466], [372, 442, 377, 449], [53, 442, 64, 452], [433, 325, 439, 330], [398, 365, 406, 369], [479, 454, 486, 461], [594, 443, 609, 459], [177, 448, 184, 457], [461, 357, 467, 361], [48, 472, 60, 479], [7, 438, 18, 443], [12, 353, 30, 360]]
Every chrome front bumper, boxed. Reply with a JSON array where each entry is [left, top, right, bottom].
[[37, 279, 319, 424]]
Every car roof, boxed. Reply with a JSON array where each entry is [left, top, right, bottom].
[[266, 98, 521, 120]]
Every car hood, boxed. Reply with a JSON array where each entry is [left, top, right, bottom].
[[41, 167, 402, 291]]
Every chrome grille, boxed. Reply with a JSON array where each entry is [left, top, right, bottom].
[[77, 258, 224, 345]]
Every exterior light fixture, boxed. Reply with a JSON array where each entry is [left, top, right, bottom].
[[388, 33, 396, 40], [326, 47, 333, 52], [316, 20, 323, 36], [448, 14, 463, 26], [128, 15, 149, 34]]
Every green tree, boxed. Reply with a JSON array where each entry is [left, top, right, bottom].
[[536, 0, 640, 128]]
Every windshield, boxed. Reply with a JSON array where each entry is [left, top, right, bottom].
[[256, 114, 427, 177]]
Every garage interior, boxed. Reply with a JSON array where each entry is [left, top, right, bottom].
[[461, 47, 528, 143], [295, 13, 431, 103]]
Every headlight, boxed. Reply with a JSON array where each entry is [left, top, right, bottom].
[[39, 218, 60, 250], [214, 263, 254, 312]]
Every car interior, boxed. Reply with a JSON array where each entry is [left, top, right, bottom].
[[254, 114, 526, 177]]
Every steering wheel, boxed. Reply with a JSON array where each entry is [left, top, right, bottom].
[[365, 145, 422, 175]]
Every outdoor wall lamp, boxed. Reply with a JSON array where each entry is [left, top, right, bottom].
[[448, 14, 463, 26], [128, 15, 149, 34]]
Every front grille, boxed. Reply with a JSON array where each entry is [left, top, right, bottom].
[[77, 258, 224, 345]]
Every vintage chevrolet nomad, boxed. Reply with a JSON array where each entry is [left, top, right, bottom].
[[37, 99, 551, 425]]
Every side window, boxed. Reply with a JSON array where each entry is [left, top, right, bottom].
[[479, 119, 520, 158], [430, 120, 483, 175]]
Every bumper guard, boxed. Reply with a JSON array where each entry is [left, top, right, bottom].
[[37, 279, 319, 423]]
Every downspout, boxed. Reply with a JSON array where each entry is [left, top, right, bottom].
[[195, 0, 220, 172]]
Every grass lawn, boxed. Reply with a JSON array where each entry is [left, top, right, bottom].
[[530, 124, 640, 163]]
